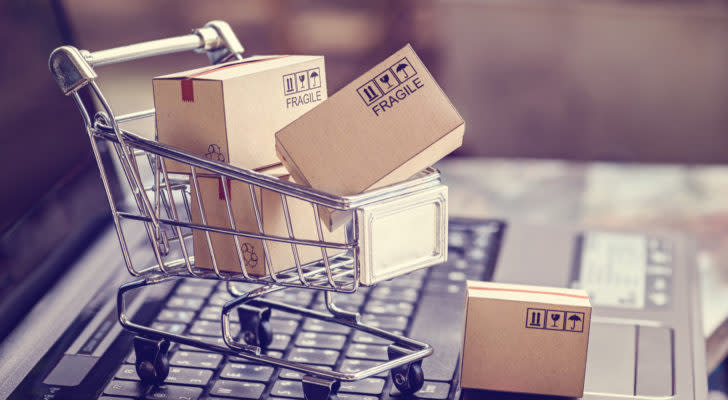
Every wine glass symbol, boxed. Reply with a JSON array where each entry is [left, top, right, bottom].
[[380, 74, 393, 89], [550, 312, 561, 327]]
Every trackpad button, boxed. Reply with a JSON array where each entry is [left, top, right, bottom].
[[584, 323, 635, 395], [636, 326, 673, 396]]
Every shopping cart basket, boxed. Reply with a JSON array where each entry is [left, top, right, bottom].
[[49, 21, 448, 400]]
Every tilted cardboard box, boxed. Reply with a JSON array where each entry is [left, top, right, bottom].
[[190, 166, 347, 276], [461, 281, 591, 397], [154, 55, 327, 174], [275, 44, 464, 229]]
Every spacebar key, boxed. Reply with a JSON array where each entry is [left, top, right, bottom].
[[408, 293, 465, 381]]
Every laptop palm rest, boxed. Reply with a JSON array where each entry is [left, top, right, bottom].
[[491, 223, 675, 398]]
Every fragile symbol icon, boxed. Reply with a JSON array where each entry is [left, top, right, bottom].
[[285, 76, 295, 93], [363, 85, 378, 101], [526, 308, 545, 329], [565, 312, 585, 332]]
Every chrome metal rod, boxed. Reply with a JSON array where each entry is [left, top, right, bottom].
[[84, 31, 205, 67]]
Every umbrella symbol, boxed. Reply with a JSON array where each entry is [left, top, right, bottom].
[[568, 314, 582, 330], [396, 63, 410, 78], [309, 71, 319, 87]]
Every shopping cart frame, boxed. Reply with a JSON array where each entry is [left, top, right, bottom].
[[50, 21, 443, 399]]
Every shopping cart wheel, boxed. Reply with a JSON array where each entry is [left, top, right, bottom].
[[133, 337, 170, 384], [302, 375, 339, 400], [388, 345, 425, 395], [237, 305, 273, 350]]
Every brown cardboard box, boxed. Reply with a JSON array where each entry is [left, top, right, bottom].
[[154, 55, 327, 174], [275, 44, 464, 228], [461, 281, 591, 397], [190, 166, 346, 276]]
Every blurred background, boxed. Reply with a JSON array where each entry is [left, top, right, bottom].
[[2, 0, 728, 233], [2, 1, 728, 391]]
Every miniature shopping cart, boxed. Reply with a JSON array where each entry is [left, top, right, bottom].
[[49, 21, 448, 400]]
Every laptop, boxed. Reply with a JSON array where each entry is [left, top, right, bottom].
[[0, 9, 709, 400]]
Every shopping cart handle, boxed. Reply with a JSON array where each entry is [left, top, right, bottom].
[[49, 20, 243, 95]]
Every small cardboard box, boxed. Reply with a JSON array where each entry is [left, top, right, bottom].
[[461, 281, 591, 397], [275, 44, 464, 228], [190, 166, 346, 276], [154, 55, 327, 174]]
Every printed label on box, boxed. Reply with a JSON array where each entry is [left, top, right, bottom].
[[355, 57, 422, 117], [283, 67, 323, 109], [526, 308, 584, 333]]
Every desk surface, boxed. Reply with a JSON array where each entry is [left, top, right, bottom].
[[438, 157, 728, 376]]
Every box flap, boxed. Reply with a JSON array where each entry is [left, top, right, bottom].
[[466, 281, 591, 307], [154, 55, 323, 81]]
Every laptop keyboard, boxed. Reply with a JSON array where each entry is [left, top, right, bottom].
[[101, 219, 506, 400]]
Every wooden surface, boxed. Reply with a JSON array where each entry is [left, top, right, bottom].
[[437, 157, 728, 373]]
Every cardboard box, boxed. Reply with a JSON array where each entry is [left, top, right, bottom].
[[275, 44, 464, 228], [461, 281, 591, 397], [190, 166, 346, 276], [154, 55, 327, 174]]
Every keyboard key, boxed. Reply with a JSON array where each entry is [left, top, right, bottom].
[[339, 377, 386, 395], [370, 287, 418, 303], [351, 331, 395, 345], [364, 299, 414, 316], [116, 365, 212, 386], [208, 292, 234, 306], [176, 283, 214, 298], [270, 318, 299, 336], [448, 230, 468, 248], [278, 366, 331, 380], [390, 381, 450, 399], [270, 379, 303, 398], [339, 395, 378, 400], [302, 318, 350, 335], [266, 350, 284, 358], [286, 347, 339, 366], [167, 296, 204, 310], [361, 315, 409, 331], [178, 335, 226, 351], [220, 362, 274, 382], [330, 292, 367, 306], [169, 351, 222, 369], [423, 281, 465, 297], [146, 385, 203, 400], [346, 343, 389, 361], [294, 332, 347, 350], [103, 379, 146, 397], [157, 309, 196, 324], [151, 322, 187, 335], [198, 306, 223, 321], [189, 320, 224, 337], [209, 380, 266, 399], [115, 364, 140, 380], [340, 359, 387, 378], [264, 289, 314, 305], [269, 333, 291, 351], [165, 367, 213, 386]]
